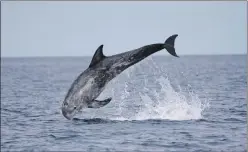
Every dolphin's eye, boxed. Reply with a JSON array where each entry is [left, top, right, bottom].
[[74, 106, 76, 110]]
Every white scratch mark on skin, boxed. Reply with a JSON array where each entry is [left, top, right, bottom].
[[111, 61, 130, 69], [78, 77, 95, 96]]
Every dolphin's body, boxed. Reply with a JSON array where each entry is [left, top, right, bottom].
[[61, 34, 179, 120]]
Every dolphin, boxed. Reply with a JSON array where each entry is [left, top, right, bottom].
[[61, 34, 179, 120]]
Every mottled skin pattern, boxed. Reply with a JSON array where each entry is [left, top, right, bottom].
[[61, 35, 179, 120]]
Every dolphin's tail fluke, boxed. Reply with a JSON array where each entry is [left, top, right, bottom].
[[164, 34, 179, 57]]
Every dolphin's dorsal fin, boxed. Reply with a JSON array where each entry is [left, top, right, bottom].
[[89, 45, 106, 68]]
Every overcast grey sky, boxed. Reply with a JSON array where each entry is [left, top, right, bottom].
[[2, 1, 247, 57]]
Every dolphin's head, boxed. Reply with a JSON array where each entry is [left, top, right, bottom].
[[61, 101, 78, 120]]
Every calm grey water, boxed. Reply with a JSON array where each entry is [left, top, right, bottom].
[[1, 55, 247, 152]]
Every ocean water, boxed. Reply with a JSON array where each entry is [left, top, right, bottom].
[[1, 55, 247, 152]]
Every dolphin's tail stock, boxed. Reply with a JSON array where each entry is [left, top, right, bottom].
[[164, 34, 179, 57]]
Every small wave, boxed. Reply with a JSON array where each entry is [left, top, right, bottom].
[[1, 108, 22, 114], [195, 118, 218, 123], [223, 118, 245, 123], [72, 118, 117, 124], [49, 134, 80, 140], [70, 118, 190, 126]]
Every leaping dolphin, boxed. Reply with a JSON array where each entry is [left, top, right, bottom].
[[61, 34, 179, 120]]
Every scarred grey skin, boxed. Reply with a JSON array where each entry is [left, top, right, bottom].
[[61, 34, 179, 120]]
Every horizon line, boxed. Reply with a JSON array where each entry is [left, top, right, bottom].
[[1, 53, 246, 58]]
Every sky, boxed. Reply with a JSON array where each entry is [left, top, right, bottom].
[[1, 1, 247, 57]]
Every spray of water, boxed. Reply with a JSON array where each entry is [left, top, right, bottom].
[[135, 76, 209, 120], [88, 56, 210, 121]]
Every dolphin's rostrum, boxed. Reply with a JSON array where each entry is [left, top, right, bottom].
[[61, 34, 179, 120]]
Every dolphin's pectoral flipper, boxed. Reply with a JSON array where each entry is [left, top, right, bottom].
[[88, 97, 112, 108]]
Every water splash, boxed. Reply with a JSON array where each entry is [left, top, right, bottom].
[[135, 76, 209, 120], [88, 56, 210, 121]]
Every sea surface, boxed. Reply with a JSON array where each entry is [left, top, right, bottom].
[[1, 55, 247, 152]]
